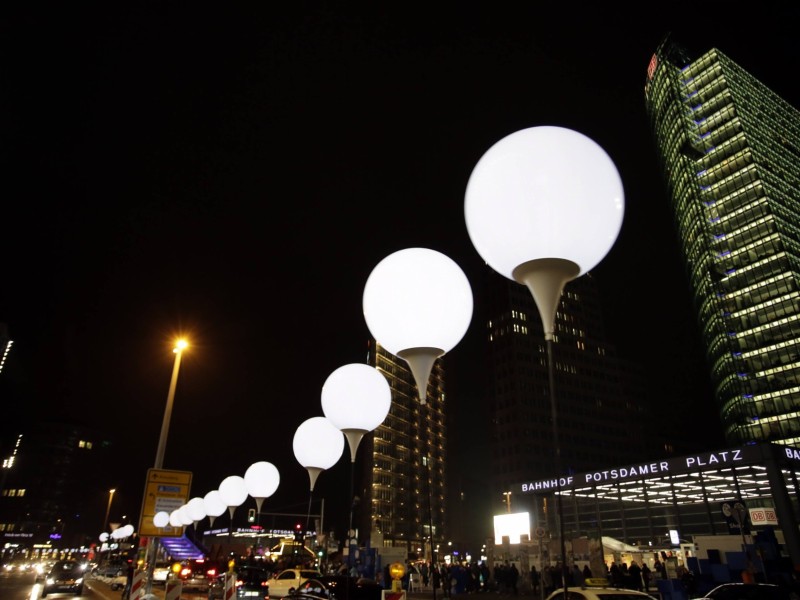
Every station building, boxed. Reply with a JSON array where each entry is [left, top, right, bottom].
[[515, 442, 800, 575]]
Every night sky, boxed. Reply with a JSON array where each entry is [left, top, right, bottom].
[[2, 5, 798, 542]]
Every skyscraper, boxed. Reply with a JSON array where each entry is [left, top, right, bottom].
[[481, 266, 648, 522], [357, 340, 447, 558], [645, 37, 800, 446]]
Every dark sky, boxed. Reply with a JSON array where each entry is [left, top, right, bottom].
[[2, 5, 798, 540]]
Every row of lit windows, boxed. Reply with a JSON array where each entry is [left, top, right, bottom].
[[0, 523, 16, 532], [1, 489, 25, 497]]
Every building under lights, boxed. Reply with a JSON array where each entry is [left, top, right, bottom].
[[0, 323, 12, 375], [513, 441, 800, 573], [481, 268, 650, 525], [356, 340, 447, 558], [645, 38, 800, 446]]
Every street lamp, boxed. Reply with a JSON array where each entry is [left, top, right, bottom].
[[320, 363, 391, 552], [293, 418, 343, 557], [103, 489, 116, 535], [146, 338, 189, 595], [244, 461, 280, 552], [465, 125, 624, 593], [219, 475, 248, 545], [363, 247, 473, 599], [203, 490, 227, 529]]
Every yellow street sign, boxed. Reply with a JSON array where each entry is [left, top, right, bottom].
[[138, 468, 192, 537]]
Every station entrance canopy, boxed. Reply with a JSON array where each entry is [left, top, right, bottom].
[[514, 442, 800, 565]]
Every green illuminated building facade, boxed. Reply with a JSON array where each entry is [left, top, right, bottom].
[[645, 39, 800, 445]]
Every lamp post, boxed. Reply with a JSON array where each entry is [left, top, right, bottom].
[[103, 489, 116, 537], [363, 247, 473, 600], [293, 418, 343, 561], [464, 125, 624, 595], [244, 461, 280, 553], [219, 475, 248, 547], [320, 362, 391, 563], [203, 490, 227, 530], [145, 338, 189, 596]]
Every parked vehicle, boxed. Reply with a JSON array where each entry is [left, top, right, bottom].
[[287, 575, 382, 600], [699, 583, 796, 600], [269, 568, 324, 598]]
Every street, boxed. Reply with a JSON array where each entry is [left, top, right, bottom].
[[0, 570, 209, 600]]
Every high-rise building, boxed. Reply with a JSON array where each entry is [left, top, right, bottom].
[[645, 37, 800, 446], [481, 267, 648, 523], [357, 340, 447, 559], [0, 422, 114, 556]]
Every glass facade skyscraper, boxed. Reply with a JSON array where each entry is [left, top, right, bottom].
[[645, 39, 800, 445]]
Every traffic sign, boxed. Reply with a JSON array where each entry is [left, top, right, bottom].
[[138, 468, 192, 537]]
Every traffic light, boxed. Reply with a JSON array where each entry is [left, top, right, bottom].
[[247, 509, 256, 523], [294, 523, 303, 542]]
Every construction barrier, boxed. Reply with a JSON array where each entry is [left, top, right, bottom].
[[129, 569, 145, 600], [225, 571, 237, 600], [165, 579, 183, 600]]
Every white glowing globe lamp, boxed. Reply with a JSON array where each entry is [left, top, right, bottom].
[[244, 461, 280, 499], [187, 497, 207, 522], [178, 504, 193, 526], [363, 248, 473, 356], [99, 532, 109, 542], [322, 364, 391, 433], [111, 528, 123, 540], [244, 461, 281, 514], [219, 475, 248, 508], [121, 524, 134, 537], [153, 511, 170, 528], [169, 510, 183, 528], [464, 125, 624, 280], [293, 417, 345, 475], [203, 490, 226, 518]]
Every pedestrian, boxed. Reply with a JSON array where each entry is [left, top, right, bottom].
[[628, 561, 642, 591], [571, 564, 585, 588], [641, 563, 652, 591], [530, 565, 540, 595], [508, 562, 519, 595], [582, 565, 592, 581]]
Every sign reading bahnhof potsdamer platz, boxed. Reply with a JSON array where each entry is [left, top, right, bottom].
[[515, 442, 800, 565]]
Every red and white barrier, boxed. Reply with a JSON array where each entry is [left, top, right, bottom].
[[225, 572, 237, 600], [165, 579, 183, 600], [129, 569, 145, 600]]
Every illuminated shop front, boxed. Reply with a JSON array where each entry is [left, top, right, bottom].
[[514, 442, 800, 568]]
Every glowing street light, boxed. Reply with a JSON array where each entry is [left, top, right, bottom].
[[465, 125, 624, 593]]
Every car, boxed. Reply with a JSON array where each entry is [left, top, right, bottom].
[[287, 575, 383, 600], [544, 583, 658, 600], [153, 561, 171, 585], [92, 561, 127, 577], [41, 559, 87, 597], [699, 583, 796, 600], [208, 566, 271, 600], [269, 568, 324, 598], [177, 561, 212, 592]]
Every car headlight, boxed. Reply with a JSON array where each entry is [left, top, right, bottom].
[[46, 577, 55, 585], [76, 577, 84, 584]]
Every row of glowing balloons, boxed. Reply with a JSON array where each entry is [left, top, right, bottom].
[[149, 124, 624, 536]]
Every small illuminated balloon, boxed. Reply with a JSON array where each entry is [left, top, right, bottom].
[[187, 497, 207, 522], [204, 490, 226, 518], [120, 524, 135, 537], [219, 475, 248, 508], [177, 504, 193, 526], [363, 248, 473, 356], [99, 532, 109, 542], [464, 125, 625, 280], [169, 510, 183, 528], [153, 512, 170, 528]]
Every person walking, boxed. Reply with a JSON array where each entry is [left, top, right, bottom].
[[571, 564, 585, 588], [530, 565, 540, 595], [641, 563, 652, 591], [508, 562, 519, 595]]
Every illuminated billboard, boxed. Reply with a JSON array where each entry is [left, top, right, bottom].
[[493, 512, 530, 544]]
